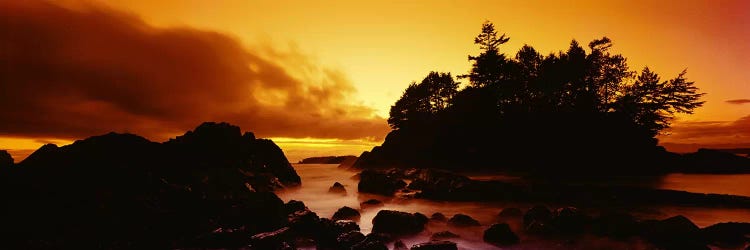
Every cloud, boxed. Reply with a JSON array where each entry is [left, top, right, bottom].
[[0, 1, 389, 142], [726, 99, 750, 105], [660, 115, 750, 145]]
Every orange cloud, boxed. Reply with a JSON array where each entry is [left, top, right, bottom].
[[726, 99, 750, 105], [0, 1, 389, 142]]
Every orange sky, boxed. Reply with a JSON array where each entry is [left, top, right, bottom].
[[2, 0, 749, 161]]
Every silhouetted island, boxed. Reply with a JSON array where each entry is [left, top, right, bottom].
[[298, 155, 357, 164]]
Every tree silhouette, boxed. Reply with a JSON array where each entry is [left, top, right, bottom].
[[388, 72, 459, 129]]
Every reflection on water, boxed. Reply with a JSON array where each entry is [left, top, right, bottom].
[[276, 164, 750, 249]]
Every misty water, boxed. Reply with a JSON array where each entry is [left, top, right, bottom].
[[277, 164, 750, 249]]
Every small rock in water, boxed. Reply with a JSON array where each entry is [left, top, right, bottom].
[[431, 231, 460, 240], [332, 206, 361, 221], [447, 214, 480, 227], [524, 205, 552, 228], [483, 223, 519, 246], [329, 182, 347, 194], [410, 240, 458, 250], [372, 210, 428, 236], [430, 212, 447, 222], [360, 199, 384, 209]]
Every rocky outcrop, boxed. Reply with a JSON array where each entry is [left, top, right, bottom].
[[483, 223, 519, 246], [371, 210, 428, 236], [0, 150, 13, 168], [410, 241, 458, 250], [360, 199, 384, 209], [641, 215, 708, 250], [298, 155, 357, 164], [358, 169, 406, 196], [0, 122, 301, 248], [680, 149, 750, 173], [329, 182, 347, 194], [701, 222, 750, 248], [447, 214, 480, 227], [332, 206, 361, 221]]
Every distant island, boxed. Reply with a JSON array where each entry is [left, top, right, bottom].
[[298, 155, 357, 164]]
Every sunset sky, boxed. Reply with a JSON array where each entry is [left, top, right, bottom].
[[2, 0, 749, 161]]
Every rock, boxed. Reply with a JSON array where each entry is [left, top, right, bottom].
[[249, 227, 293, 249], [0, 150, 13, 168], [336, 231, 366, 249], [332, 206, 361, 221], [431, 212, 447, 222], [551, 207, 589, 234], [431, 231, 460, 241], [642, 215, 708, 250], [358, 169, 406, 196], [360, 199, 384, 209], [298, 155, 357, 164], [287, 209, 320, 237], [393, 240, 408, 250], [590, 212, 639, 238], [523, 205, 552, 228], [284, 200, 307, 215], [329, 182, 347, 194], [447, 214, 480, 227], [352, 233, 390, 250], [410, 241, 458, 250], [525, 220, 554, 235], [483, 223, 519, 246], [497, 207, 523, 219], [372, 210, 428, 236], [701, 222, 750, 248], [334, 220, 360, 233]]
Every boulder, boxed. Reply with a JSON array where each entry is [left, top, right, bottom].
[[334, 220, 360, 233], [329, 182, 347, 194], [352, 233, 390, 250], [249, 227, 293, 249], [523, 205, 552, 228], [483, 223, 519, 246], [642, 215, 708, 250], [287, 209, 320, 237], [336, 231, 366, 249], [372, 210, 428, 236], [358, 169, 406, 196], [431, 231, 460, 241], [284, 200, 307, 215], [430, 212, 447, 222], [447, 214, 480, 227], [701, 222, 750, 248], [410, 241, 458, 250], [360, 199, 384, 209], [551, 207, 589, 234], [497, 207, 523, 219], [332, 206, 361, 221]]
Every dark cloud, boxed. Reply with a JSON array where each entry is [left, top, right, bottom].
[[0, 1, 388, 141], [726, 99, 750, 105], [661, 115, 750, 147]]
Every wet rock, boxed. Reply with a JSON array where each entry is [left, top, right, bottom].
[[590, 212, 639, 238], [332, 206, 361, 221], [525, 220, 554, 235], [284, 200, 306, 215], [249, 227, 293, 249], [372, 210, 428, 236], [393, 240, 408, 250], [483, 223, 519, 246], [431, 231, 460, 241], [287, 209, 320, 237], [334, 220, 360, 233], [360, 199, 384, 209], [642, 215, 708, 250], [523, 205, 552, 228], [551, 207, 589, 234], [336, 231, 365, 249], [358, 169, 406, 196], [701, 222, 750, 248], [329, 182, 347, 194], [497, 207, 523, 219], [431, 212, 447, 222], [410, 240, 458, 250], [352, 233, 390, 250], [447, 214, 480, 227]]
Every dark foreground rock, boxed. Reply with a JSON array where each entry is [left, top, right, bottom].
[[332, 206, 361, 221], [0, 150, 13, 168], [430, 212, 447, 222], [483, 223, 519, 246], [0, 122, 301, 248], [358, 169, 406, 196], [701, 222, 750, 248], [590, 212, 639, 238], [410, 241, 458, 250], [447, 214, 481, 227], [641, 215, 708, 250], [329, 182, 347, 194], [371, 210, 428, 236]]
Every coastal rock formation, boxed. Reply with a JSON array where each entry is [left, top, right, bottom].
[[329, 182, 347, 194], [410, 241, 458, 250], [371, 210, 428, 236], [0, 122, 300, 248], [447, 214, 481, 227], [358, 169, 406, 196], [0, 150, 13, 168], [483, 223, 519, 246], [298, 155, 357, 164], [332, 206, 361, 221]]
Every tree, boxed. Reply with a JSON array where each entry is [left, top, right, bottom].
[[462, 21, 511, 88], [388, 72, 459, 129]]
